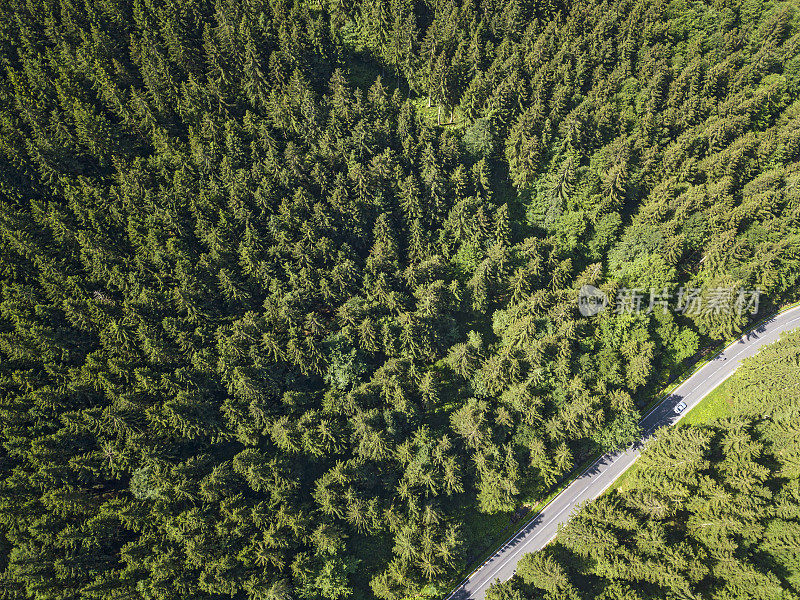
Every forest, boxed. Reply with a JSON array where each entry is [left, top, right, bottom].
[[0, 0, 798, 598], [485, 328, 800, 600]]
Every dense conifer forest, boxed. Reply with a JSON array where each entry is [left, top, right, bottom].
[[0, 0, 798, 598], [485, 328, 800, 600]]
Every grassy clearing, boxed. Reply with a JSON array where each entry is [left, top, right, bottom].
[[606, 465, 637, 494], [680, 378, 735, 426]]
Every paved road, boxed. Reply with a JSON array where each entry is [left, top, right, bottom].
[[447, 304, 800, 600]]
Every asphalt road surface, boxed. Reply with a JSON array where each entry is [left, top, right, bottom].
[[447, 304, 800, 600]]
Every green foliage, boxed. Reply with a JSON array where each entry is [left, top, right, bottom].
[[463, 117, 496, 158], [0, 0, 798, 598]]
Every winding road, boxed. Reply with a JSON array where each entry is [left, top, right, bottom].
[[447, 304, 800, 600]]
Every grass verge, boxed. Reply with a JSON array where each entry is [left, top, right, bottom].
[[680, 377, 734, 426]]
